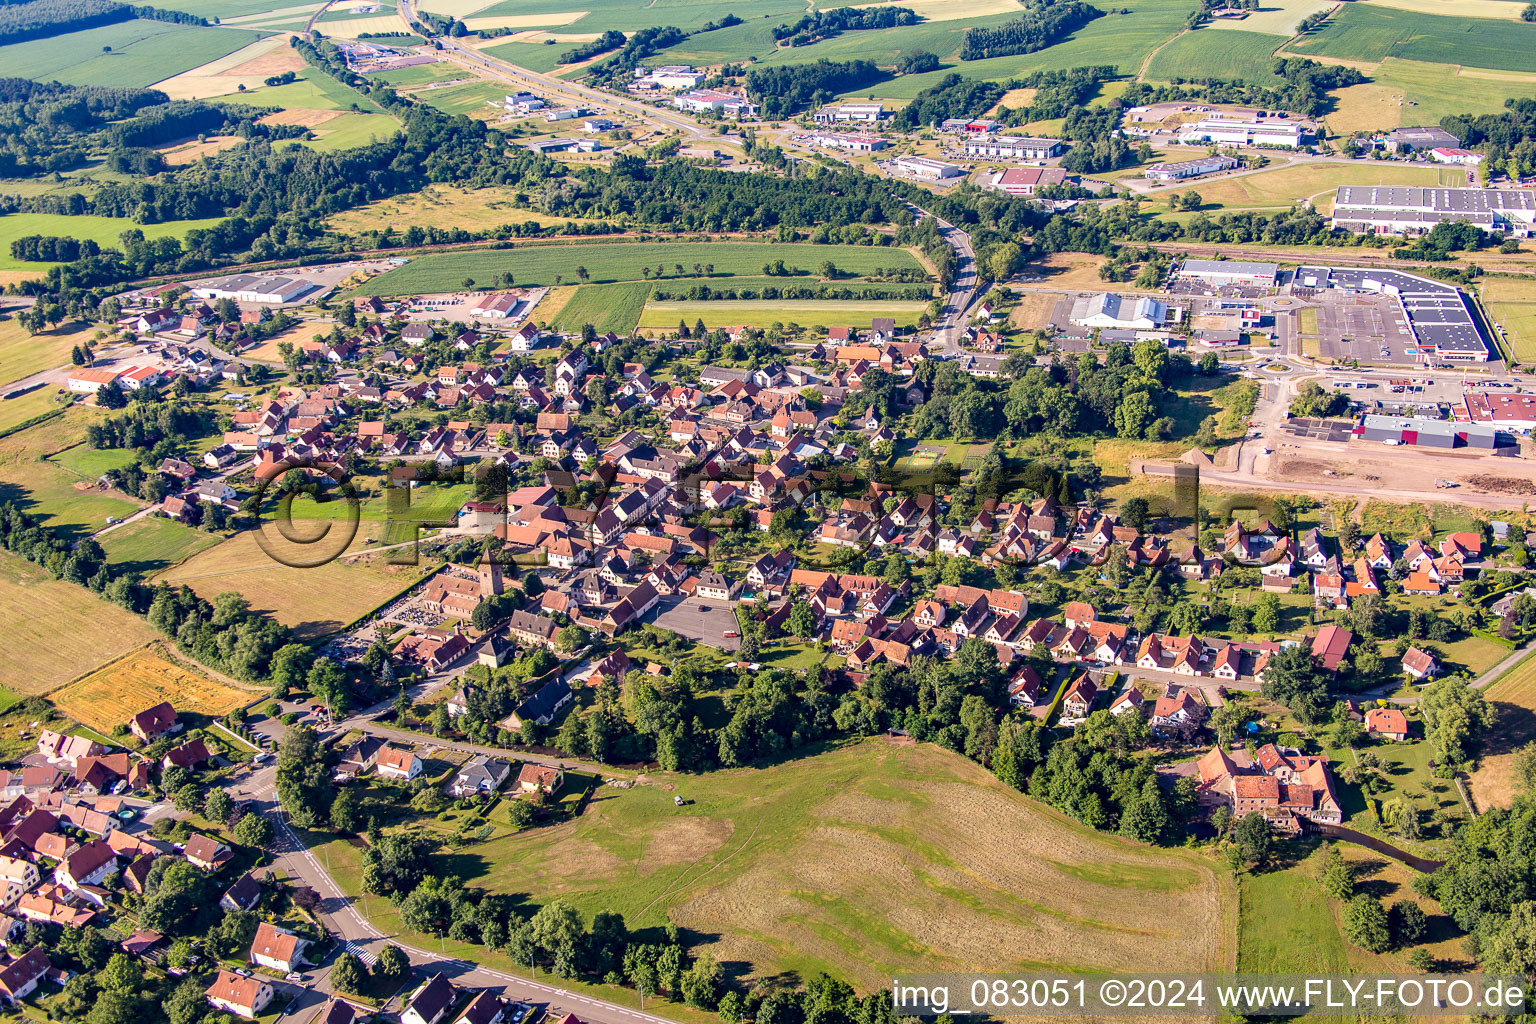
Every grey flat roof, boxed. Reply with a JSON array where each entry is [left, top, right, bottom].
[[1180, 259, 1278, 277], [1334, 186, 1536, 214], [1298, 265, 1488, 357]]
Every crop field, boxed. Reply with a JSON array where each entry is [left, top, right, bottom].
[[149, 34, 306, 100], [52, 649, 249, 732], [1481, 277, 1536, 364], [1362, 0, 1529, 19], [550, 283, 651, 333], [419, 0, 501, 16], [0, 213, 227, 274], [474, 0, 802, 34], [0, 551, 159, 696], [1470, 649, 1536, 810], [639, 299, 927, 331], [353, 242, 924, 295], [369, 61, 464, 87], [479, 40, 578, 73], [323, 740, 1234, 988], [0, 21, 269, 88], [157, 530, 429, 638], [1179, 162, 1447, 212], [158, 0, 322, 18], [99, 517, 224, 577], [1287, 5, 1536, 73], [1208, 0, 1333, 35], [1144, 29, 1279, 83], [661, 0, 1196, 97], [0, 320, 94, 388]]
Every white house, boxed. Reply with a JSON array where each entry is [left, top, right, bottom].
[[375, 745, 423, 781]]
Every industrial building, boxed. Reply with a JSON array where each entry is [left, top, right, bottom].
[[1462, 392, 1536, 432], [962, 134, 1064, 160], [469, 293, 522, 319], [810, 132, 888, 153], [1330, 185, 1536, 235], [814, 102, 886, 123], [191, 274, 316, 305], [1431, 148, 1483, 166], [1175, 259, 1279, 287], [634, 65, 704, 90], [992, 167, 1070, 196], [893, 156, 963, 180], [1070, 293, 1171, 330], [940, 118, 997, 134], [1295, 266, 1489, 362], [1144, 155, 1238, 183], [1380, 126, 1459, 154], [504, 92, 546, 114], [1358, 414, 1499, 450], [673, 90, 757, 117], [1177, 117, 1306, 148]]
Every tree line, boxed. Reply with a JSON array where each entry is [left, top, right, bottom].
[[771, 5, 919, 47], [0, 0, 130, 44], [557, 28, 623, 64], [744, 60, 887, 119], [892, 74, 1005, 129], [960, 0, 1103, 61]]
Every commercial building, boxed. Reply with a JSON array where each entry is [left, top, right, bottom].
[[1295, 265, 1490, 362], [1178, 117, 1305, 148], [1381, 126, 1459, 154], [583, 117, 617, 133], [1462, 392, 1536, 432], [892, 155, 963, 180], [940, 118, 996, 134], [815, 102, 886, 123], [1145, 155, 1237, 183], [1358, 414, 1499, 449], [67, 367, 123, 393], [673, 90, 757, 117], [1070, 293, 1170, 330], [191, 273, 316, 304], [636, 65, 704, 90], [1175, 259, 1279, 287], [993, 167, 1069, 196], [810, 132, 888, 153], [1330, 186, 1536, 235], [962, 134, 1064, 160], [1431, 147, 1483, 166], [469, 293, 522, 319], [504, 92, 545, 113]]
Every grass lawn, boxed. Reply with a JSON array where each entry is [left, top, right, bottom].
[[0, 387, 69, 437], [301, 112, 403, 151], [1287, 3, 1536, 73], [316, 739, 1233, 989], [0, 320, 97, 387], [0, 20, 268, 88], [0, 459, 142, 539], [1481, 276, 1536, 364], [415, 81, 508, 117], [0, 550, 159, 696], [550, 283, 651, 334], [1326, 57, 1536, 134], [1182, 162, 1448, 214], [327, 185, 607, 236], [0, 212, 227, 274], [99, 516, 224, 576], [638, 300, 928, 332], [353, 242, 924, 295], [370, 61, 465, 87], [48, 443, 137, 479]]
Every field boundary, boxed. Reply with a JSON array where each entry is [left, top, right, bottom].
[[38, 642, 156, 700]]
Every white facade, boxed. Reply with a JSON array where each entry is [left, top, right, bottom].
[[811, 133, 887, 152], [962, 134, 1063, 160], [893, 156, 962, 180], [1178, 117, 1304, 149], [1070, 293, 1168, 330], [815, 102, 886, 123]]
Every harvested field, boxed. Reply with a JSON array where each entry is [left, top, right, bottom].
[[0, 551, 159, 696], [157, 530, 429, 638], [148, 34, 298, 100], [52, 648, 249, 732], [260, 108, 343, 128], [1362, 0, 1527, 19], [1471, 650, 1536, 811], [462, 11, 588, 29], [159, 135, 245, 165], [226, 46, 308, 77], [451, 740, 1234, 988], [1007, 291, 1062, 330]]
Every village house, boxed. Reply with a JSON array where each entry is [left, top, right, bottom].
[[452, 756, 513, 797], [1365, 707, 1410, 742], [249, 922, 307, 973], [128, 702, 178, 743], [376, 745, 423, 781], [184, 834, 233, 873], [206, 970, 275, 1019], [402, 974, 458, 1024]]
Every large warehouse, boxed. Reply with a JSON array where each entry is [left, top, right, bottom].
[[192, 273, 317, 304], [1176, 259, 1278, 287], [1331, 186, 1536, 235], [1358, 414, 1500, 450], [1070, 293, 1170, 330], [962, 135, 1064, 160], [1295, 265, 1490, 362], [1177, 117, 1305, 148]]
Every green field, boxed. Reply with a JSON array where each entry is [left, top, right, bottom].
[[160, 0, 320, 18], [314, 739, 1233, 990], [353, 242, 925, 295], [0, 212, 228, 274], [48, 444, 137, 480], [1144, 29, 1279, 83], [0, 20, 268, 88], [659, 0, 1194, 97], [369, 62, 467, 87], [1481, 277, 1536, 364], [303, 112, 403, 151], [550, 283, 651, 333], [1169, 162, 1448, 212], [472, 0, 802, 33], [639, 299, 928, 331], [1289, 4, 1536, 73], [0, 461, 142, 540], [415, 81, 507, 117], [99, 516, 224, 576], [479, 40, 577, 74], [0, 320, 96, 388]]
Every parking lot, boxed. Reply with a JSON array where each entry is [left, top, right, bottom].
[[1313, 294, 1419, 365], [649, 595, 741, 652]]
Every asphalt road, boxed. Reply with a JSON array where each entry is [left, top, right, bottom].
[[903, 200, 978, 355]]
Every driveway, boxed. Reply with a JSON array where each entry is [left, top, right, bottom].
[[648, 595, 741, 652]]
